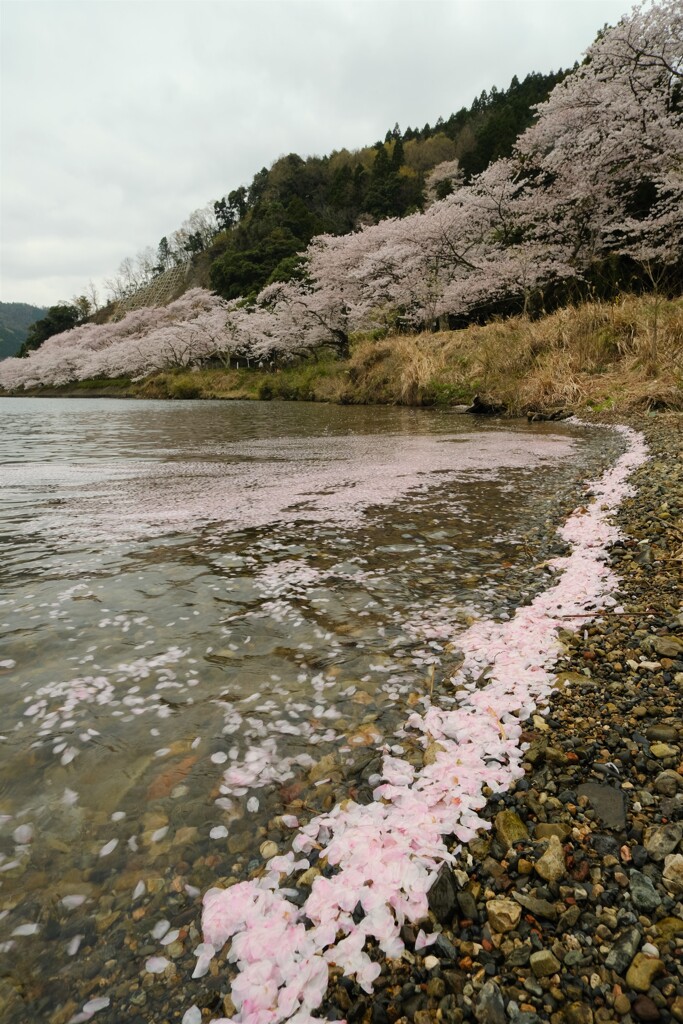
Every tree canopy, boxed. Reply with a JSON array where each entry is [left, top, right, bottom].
[[3, 1, 680, 391]]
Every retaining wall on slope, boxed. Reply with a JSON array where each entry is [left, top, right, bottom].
[[112, 263, 193, 319]]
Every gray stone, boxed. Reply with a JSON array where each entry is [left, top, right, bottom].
[[456, 889, 479, 921], [604, 926, 642, 973], [558, 905, 581, 931], [577, 782, 627, 829], [428, 864, 458, 924], [629, 871, 662, 914], [512, 891, 558, 921], [654, 770, 683, 796], [507, 945, 532, 967], [530, 949, 561, 977], [651, 635, 683, 658], [591, 834, 620, 857], [523, 976, 543, 998], [434, 933, 458, 960], [645, 724, 679, 743], [508, 1013, 544, 1024], [474, 980, 506, 1024], [564, 950, 585, 967]]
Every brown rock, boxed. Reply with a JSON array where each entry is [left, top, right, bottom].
[[535, 823, 571, 840], [486, 897, 522, 933], [530, 949, 561, 977], [535, 835, 567, 882], [650, 742, 680, 758], [565, 1003, 594, 1024], [662, 853, 683, 895], [632, 995, 661, 1021], [654, 916, 683, 941], [494, 810, 529, 849], [644, 822, 682, 861], [614, 994, 631, 1016], [625, 953, 665, 993]]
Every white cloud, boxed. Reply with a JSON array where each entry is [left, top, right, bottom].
[[1, 0, 629, 305]]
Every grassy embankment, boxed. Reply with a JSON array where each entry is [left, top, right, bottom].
[[15, 294, 683, 415]]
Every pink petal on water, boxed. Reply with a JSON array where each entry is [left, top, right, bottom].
[[145, 956, 170, 973]]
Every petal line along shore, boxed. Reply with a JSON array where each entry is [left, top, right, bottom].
[[188, 422, 648, 1024]]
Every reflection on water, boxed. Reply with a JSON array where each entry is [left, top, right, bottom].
[[0, 399, 624, 1022]]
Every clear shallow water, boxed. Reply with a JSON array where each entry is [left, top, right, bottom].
[[0, 399, 625, 1022]]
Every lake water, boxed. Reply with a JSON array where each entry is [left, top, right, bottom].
[[0, 398, 625, 1023]]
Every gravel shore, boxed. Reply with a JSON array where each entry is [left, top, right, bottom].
[[3, 413, 680, 1024], [316, 412, 682, 1024]]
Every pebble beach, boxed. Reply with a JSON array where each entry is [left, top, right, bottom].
[[311, 413, 682, 1024], [1, 411, 681, 1024]]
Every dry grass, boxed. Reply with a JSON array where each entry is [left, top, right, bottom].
[[347, 294, 683, 414], [81, 293, 682, 416]]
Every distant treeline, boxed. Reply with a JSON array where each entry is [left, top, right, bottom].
[[0, 303, 48, 360]]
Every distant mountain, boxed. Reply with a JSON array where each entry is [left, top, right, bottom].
[[0, 302, 47, 360]]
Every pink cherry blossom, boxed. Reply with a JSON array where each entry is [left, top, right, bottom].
[[194, 424, 647, 1023]]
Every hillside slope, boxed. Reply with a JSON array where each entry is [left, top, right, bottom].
[[0, 302, 46, 360]]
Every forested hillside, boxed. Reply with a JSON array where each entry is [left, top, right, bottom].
[[99, 69, 568, 306], [1, 0, 680, 397], [202, 69, 569, 302], [0, 303, 46, 360]]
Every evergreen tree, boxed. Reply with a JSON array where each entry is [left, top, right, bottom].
[[18, 304, 81, 357], [365, 145, 395, 218]]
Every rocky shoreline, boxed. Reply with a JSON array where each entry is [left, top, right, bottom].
[[309, 412, 682, 1024], [2, 413, 680, 1024]]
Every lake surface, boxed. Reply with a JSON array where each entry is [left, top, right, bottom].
[[0, 398, 625, 1023]]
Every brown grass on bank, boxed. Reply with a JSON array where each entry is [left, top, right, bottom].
[[21, 294, 680, 415], [346, 294, 683, 414]]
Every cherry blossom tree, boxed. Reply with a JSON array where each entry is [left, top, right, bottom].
[[0, 290, 238, 390], [511, 0, 682, 271], [2, 1, 679, 391]]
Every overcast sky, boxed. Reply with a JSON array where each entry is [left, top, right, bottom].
[[2, 0, 631, 308]]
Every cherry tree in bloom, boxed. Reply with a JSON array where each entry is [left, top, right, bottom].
[[2, 1, 678, 389], [510, 0, 682, 270], [222, 297, 316, 366], [0, 290, 237, 390]]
